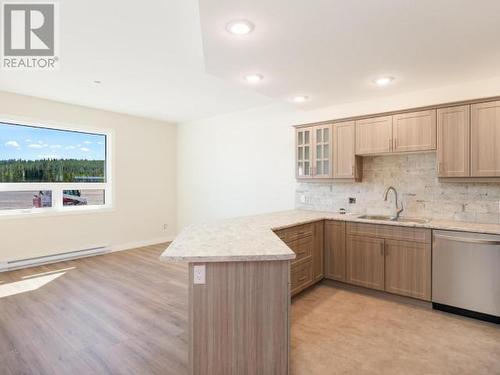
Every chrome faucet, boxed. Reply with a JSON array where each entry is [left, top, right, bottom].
[[383, 186, 404, 220]]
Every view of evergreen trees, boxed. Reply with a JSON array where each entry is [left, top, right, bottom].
[[0, 159, 105, 182]]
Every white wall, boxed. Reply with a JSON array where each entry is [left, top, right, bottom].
[[0, 91, 177, 262], [178, 76, 500, 228], [177, 104, 298, 227]]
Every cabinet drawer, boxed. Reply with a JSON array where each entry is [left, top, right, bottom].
[[288, 236, 313, 264], [291, 259, 313, 295], [347, 222, 431, 244], [274, 222, 315, 243]]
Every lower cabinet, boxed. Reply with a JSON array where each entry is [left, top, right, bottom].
[[346, 235, 385, 291], [312, 221, 324, 282], [384, 239, 431, 300], [275, 220, 324, 296], [324, 220, 346, 281], [291, 260, 313, 295], [277, 220, 431, 301], [345, 223, 432, 301]]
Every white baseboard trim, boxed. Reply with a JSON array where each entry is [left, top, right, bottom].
[[0, 235, 175, 273]]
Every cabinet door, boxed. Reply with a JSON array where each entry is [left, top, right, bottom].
[[471, 100, 500, 177], [437, 105, 470, 177], [333, 121, 357, 179], [355, 116, 393, 155], [312, 221, 324, 281], [346, 235, 385, 290], [392, 110, 437, 152], [324, 220, 346, 281], [313, 125, 333, 178], [296, 128, 313, 178], [384, 240, 431, 301]]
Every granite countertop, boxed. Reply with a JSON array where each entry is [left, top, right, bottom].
[[160, 210, 500, 263]]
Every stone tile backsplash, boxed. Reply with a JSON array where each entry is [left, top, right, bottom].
[[295, 153, 500, 224]]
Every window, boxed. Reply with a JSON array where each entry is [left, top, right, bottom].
[[0, 120, 111, 215]]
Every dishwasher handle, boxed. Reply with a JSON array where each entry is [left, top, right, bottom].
[[434, 233, 500, 246]]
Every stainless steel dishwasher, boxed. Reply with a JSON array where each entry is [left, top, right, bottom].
[[433, 230, 500, 323]]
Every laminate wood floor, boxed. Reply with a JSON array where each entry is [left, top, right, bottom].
[[1, 245, 499, 374], [0, 243, 188, 375]]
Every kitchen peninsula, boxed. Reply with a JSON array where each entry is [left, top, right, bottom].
[[161, 210, 500, 375]]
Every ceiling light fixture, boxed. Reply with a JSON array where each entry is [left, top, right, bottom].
[[226, 20, 254, 35], [244, 74, 263, 84], [292, 95, 308, 103], [374, 76, 394, 86], [93, 80, 102, 84]]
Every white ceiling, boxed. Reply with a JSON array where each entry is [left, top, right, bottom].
[[200, 0, 500, 110], [1, 0, 499, 122], [0, 0, 272, 123]]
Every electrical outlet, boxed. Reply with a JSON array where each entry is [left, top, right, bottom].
[[193, 265, 206, 284], [163, 223, 168, 231], [299, 194, 306, 204]]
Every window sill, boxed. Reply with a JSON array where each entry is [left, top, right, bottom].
[[0, 205, 114, 220]]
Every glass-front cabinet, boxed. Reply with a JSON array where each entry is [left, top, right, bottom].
[[314, 125, 332, 178], [296, 124, 333, 179], [296, 127, 313, 178]]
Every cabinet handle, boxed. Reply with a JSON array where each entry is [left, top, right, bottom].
[[434, 233, 500, 245], [389, 138, 392, 151], [298, 275, 307, 282], [438, 162, 443, 174], [394, 138, 398, 149], [352, 165, 355, 177], [380, 243, 384, 256]]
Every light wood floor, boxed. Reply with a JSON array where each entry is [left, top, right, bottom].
[[291, 281, 500, 375], [0, 244, 188, 375], [1, 244, 499, 375]]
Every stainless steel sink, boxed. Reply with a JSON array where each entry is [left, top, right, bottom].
[[358, 215, 429, 224], [396, 217, 430, 224], [358, 215, 393, 221]]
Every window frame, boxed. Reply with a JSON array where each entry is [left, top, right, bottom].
[[0, 116, 113, 218]]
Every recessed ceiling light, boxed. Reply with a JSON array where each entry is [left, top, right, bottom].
[[374, 77, 394, 86], [226, 20, 254, 35], [244, 74, 263, 84], [93, 80, 102, 84], [292, 95, 309, 103]]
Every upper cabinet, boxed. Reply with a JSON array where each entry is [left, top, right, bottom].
[[296, 97, 500, 181], [437, 105, 470, 177], [436, 100, 500, 179], [392, 110, 436, 152], [296, 127, 313, 178], [313, 125, 333, 178], [296, 122, 361, 180], [333, 121, 361, 179], [355, 111, 436, 156], [471, 100, 500, 177], [296, 125, 332, 179], [355, 116, 393, 155]]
